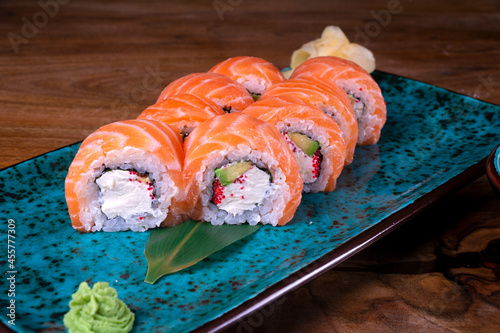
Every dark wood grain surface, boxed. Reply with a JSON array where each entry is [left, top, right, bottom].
[[1, 0, 499, 332]]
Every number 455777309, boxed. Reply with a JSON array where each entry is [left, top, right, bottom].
[[7, 219, 16, 270]]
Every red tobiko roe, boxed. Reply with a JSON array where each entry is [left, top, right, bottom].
[[213, 173, 249, 205], [312, 150, 321, 179], [212, 179, 225, 205]]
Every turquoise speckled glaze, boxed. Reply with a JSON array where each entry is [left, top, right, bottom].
[[1, 72, 500, 332]]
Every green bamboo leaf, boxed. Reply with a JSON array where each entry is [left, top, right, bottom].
[[144, 220, 261, 284]]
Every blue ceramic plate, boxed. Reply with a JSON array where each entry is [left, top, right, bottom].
[[1, 72, 499, 333]]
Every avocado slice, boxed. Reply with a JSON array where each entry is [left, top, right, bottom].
[[347, 94, 356, 107], [215, 161, 252, 186], [251, 93, 261, 101], [288, 132, 319, 157]]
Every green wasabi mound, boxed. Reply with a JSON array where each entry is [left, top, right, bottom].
[[63, 282, 135, 333]]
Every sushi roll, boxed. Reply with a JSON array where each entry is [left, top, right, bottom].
[[137, 93, 225, 138], [290, 56, 387, 145], [243, 96, 346, 193], [208, 56, 286, 100], [156, 72, 254, 113], [260, 77, 358, 164], [183, 113, 303, 226], [65, 119, 184, 232]]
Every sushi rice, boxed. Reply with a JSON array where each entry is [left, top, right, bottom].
[[78, 147, 178, 232], [192, 146, 288, 226]]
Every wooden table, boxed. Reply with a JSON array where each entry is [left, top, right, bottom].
[[1, 0, 499, 332]]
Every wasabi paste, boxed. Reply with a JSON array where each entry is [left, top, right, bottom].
[[63, 282, 134, 333]]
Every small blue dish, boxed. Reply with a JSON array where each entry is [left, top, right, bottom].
[[486, 144, 500, 199]]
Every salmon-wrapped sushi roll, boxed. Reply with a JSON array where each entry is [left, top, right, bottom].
[[290, 56, 387, 145], [260, 77, 357, 164], [65, 120, 184, 232], [183, 113, 302, 226], [157, 72, 254, 113], [208, 56, 286, 100], [243, 96, 346, 192], [137, 94, 225, 138]]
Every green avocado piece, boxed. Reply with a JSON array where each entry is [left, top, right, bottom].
[[347, 94, 356, 106], [215, 161, 252, 186], [289, 132, 319, 157], [251, 93, 261, 101]]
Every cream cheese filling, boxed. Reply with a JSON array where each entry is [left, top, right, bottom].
[[96, 169, 155, 220], [283, 133, 318, 183], [214, 165, 273, 215], [348, 93, 366, 120]]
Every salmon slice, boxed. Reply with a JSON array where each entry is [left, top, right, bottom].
[[208, 56, 286, 97], [260, 77, 357, 164], [183, 113, 302, 226], [138, 93, 225, 137], [243, 95, 346, 192], [65, 119, 185, 232], [157, 72, 254, 112], [290, 56, 387, 145]]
